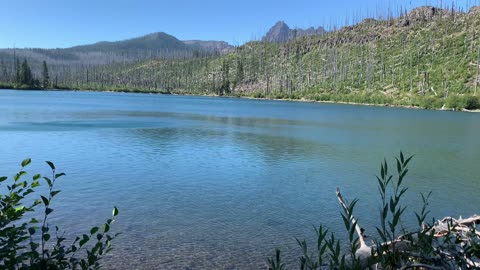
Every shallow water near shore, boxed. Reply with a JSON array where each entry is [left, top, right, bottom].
[[0, 89, 479, 269]]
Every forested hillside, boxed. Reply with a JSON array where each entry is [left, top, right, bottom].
[[2, 6, 480, 110], [0, 32, 231, 87]]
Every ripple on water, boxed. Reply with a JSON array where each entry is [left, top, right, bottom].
[[0, 91, 479, 269]]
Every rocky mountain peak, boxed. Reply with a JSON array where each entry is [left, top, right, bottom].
[[262, 21, 326, 43], [262, 21, 291, 43]]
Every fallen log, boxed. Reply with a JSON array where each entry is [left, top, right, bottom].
[[335, 187, 480, 269]]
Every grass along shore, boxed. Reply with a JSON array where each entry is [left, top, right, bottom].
[[2, 83, 479, 112]]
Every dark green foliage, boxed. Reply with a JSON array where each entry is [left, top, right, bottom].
[[20, 59, 33, 86], [445, 95, 480, 110], [15, 58, 21, 84], [268, 249, 286, 270], [41, 61, 50, 89], [0, 159, 119, 270], [465, 95, 480, 110], [0, 59, 8, 82]]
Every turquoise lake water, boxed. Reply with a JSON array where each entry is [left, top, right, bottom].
[[0, 90, 479, 269]]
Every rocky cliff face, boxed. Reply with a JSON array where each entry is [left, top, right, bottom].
[[262, 21, 291, 43], [262, 21, 326, 43], [183, 40, 234, 54]]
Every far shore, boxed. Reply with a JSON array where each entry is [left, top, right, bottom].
[[1, 86, 479, 113]]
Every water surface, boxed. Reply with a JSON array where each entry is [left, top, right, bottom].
[[0, 90, 479, 269]]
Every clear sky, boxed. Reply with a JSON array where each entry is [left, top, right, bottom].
[[0, 0, 475, 49]]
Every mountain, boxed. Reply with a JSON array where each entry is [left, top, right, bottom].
[[183, 40, 234, 54], [0, 32, 233, 71], [262, 21, 326, 43], [44, 5, 477, 110], [68, 32, 189, 53], [3, 5, 480, 111]]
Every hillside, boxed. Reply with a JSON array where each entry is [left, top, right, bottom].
[[68, 32, 188, 53], [0, 32, 232, 75], [2, 5, 480, 110]]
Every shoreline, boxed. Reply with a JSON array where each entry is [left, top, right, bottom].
[[241, 96, 480, 113], [2, 86, 479, 113]]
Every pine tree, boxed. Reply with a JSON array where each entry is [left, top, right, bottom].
[[15, 58, 21, 84], [20, 59, 33, 86], [0, 59, 7, 82], [236, 59, 244, 84], [41, 61, 50, 89]]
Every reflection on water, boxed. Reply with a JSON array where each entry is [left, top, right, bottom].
[[0, 90, 479, 269]]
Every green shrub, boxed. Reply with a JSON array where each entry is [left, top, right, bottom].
[[446, 95, 467, 110], [0, 159, 119, 270], [268, 152, 480, 269], [252, 92, 266, 99], [464, 95, 480, 110], [444, 95, 480, 110], [412, 95, 444, 109]]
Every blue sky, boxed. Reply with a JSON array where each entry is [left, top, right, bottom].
[[0, 0, 475, 48]]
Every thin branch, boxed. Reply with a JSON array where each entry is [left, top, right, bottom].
[[336, 187, 367, 248]]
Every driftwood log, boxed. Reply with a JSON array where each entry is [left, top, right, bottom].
[[335, 188, 480, 269]]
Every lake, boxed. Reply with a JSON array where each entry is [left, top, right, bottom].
[[0, 89, 479, 269]]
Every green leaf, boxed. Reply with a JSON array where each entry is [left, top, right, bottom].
[[33, 174, 41, 180], [41, 195, 49, 206], [405, 155, 414, 166], [55, 172, 66, 179], [341, 214, 350, 231], [51, 190, 61, 197], [393, 210, 402, 227], [14, 171, 27, 181], [23, 188, 34, 196], [396, 158, 402, 174], [43, 177, 52, 187], [79, 234, 90, 247], [112, 207, 119, 217], [28, 227, 36, 235], [376, 228, 386, 241], [79, 238, 88, 247], [45, 207, 54, 215], [0, 176, 7, 182], [43, 233, 51, 242], [376, 176, 384, 191], [32, 180, 40, 188], [90, 227, 99, 235], [382, 205, 388, 220], [46, 161, 55, 170], [389, 197, 395, 213], [21, 158, 31, 167], [103, 223, 110, 233], [399, 169, 408, 183]]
